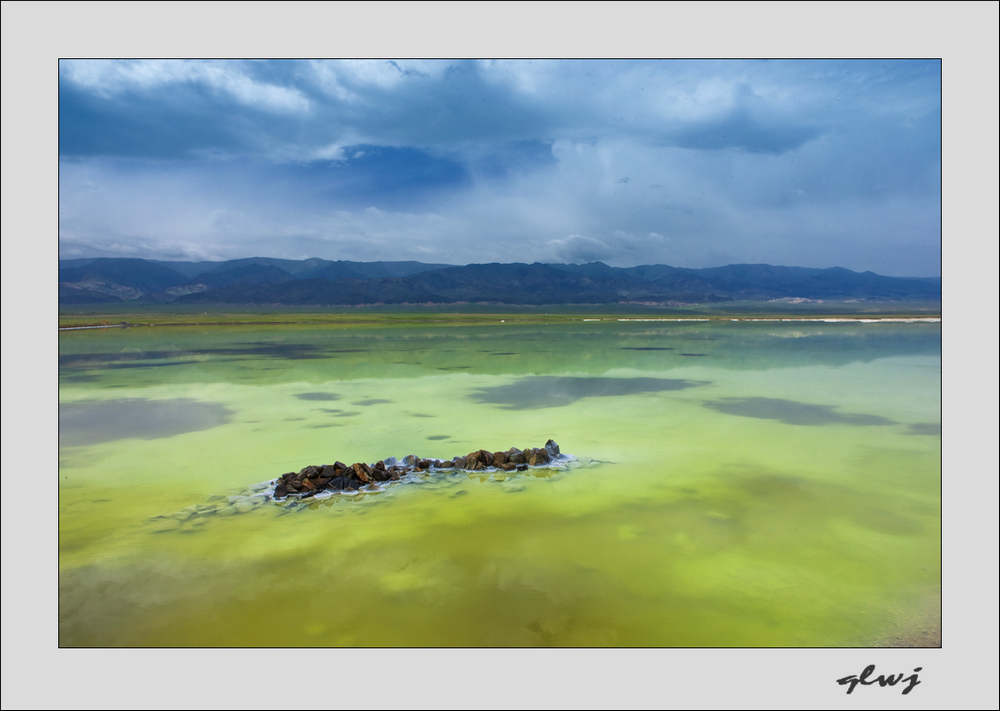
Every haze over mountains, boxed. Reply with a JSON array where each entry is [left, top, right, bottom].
[[59, 257, 941, 307]]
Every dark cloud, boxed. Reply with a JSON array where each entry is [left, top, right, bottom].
[[468, 140, 557, 179], [286, 146, 472, 210], [546, 235, 614, 264], [58, 59, 941, 275], [665, 84, 821, 154], [669, 109, 820, 154], [59, 62, 317, 160]]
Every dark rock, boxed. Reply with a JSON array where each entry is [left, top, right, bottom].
[[527, 449, 551, 466], [353, 462, 372, 483], [250, 440, 566, 503]]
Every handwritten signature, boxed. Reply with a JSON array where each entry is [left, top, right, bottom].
[[837, 664, 922, 695]]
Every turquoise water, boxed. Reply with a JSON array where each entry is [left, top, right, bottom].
[[58, 321, 941, 646]]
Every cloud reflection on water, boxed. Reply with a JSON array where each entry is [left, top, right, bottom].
[[704, 397, 896, 426], [470, 376, 705, 410], [59, 398, 234, 446]]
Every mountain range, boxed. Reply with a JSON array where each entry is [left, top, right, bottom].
[[58, 257, 941, 306]]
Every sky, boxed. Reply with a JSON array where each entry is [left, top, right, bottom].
[[58, 59, 942, 276]]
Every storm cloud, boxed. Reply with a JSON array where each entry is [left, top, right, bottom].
[[58, 59, 941, 276]]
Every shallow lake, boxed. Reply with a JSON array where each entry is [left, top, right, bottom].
[[58, 320, 940, 646]]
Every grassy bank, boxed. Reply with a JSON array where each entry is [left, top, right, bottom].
[[58, 300, 941, 329]]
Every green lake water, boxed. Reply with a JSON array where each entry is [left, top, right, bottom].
[[58, 320, 941, 647]]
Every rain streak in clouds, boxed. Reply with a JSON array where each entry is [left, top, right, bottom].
[[59, 59, 941, 276]]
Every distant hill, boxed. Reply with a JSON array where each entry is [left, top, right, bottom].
[[58, 257, 941, 306], [58, 258, 190, 304]]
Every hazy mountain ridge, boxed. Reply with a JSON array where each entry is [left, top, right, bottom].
[[58, 257, 941, 306]]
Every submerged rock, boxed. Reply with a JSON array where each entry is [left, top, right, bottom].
[[151, 517, 182, 532]]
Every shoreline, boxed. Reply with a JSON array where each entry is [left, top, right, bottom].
[[57, 313, 942, 330]]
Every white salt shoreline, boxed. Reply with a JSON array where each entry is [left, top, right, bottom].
[[613, 317, 940, 323]]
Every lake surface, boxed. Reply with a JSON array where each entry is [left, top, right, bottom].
[[58, 320, 941, 646]]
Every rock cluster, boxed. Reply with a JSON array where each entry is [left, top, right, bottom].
[[273, 439, 561, 500]]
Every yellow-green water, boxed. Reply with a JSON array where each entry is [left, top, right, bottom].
[[58, 321, 940, 646]]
